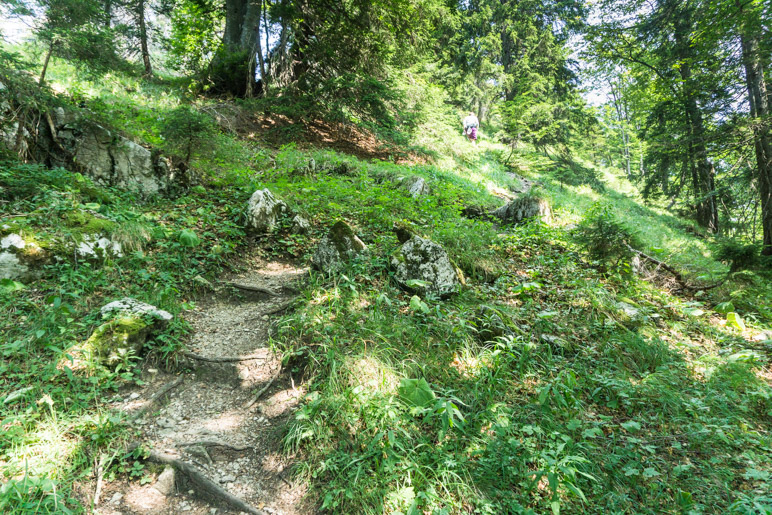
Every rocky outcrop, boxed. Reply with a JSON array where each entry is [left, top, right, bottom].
[[246, 189, 290, 233], [312, 221, 367, 273], [491, 195, 552, 225], [1, 103, 180, 196], [390, 235, 464, 298]]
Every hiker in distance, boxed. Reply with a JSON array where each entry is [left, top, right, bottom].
[[463, 111, 479, 144]]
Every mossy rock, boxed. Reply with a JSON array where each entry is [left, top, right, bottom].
[[66, 315, 152, 369], [64, 210, 116, 236]]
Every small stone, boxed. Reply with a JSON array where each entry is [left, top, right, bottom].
[[209, 509, 218, 514], [130, 392, 140, 400], [153, 466, 175, 496], [110, 492, 123, 504], [220, 474, 236, 483], [188, 489, 194, 495]]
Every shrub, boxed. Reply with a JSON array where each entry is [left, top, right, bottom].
[[575, 202, 641, 270], [159, 105, 217, 169], [715, 241, 759, 272]]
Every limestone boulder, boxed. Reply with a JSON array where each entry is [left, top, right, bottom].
[[390, 235, 464, 298], [73, 123, 176, 196], [491, 195, 552, 225], [312, 221, 367, 273], [65, 298, 172, 369], [246, 189, 290, 232], [400, 176, 430, 198], [291, 214, 311, 234], [0, 233, 47, 281]]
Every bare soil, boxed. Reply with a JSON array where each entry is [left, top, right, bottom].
[[95, 259, 314, 515]]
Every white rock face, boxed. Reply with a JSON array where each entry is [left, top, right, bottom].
[[1, 233, 26, 250], [74, 124, 168, 196], [312, 221, 367, 273], [101, 297, 173, 326], [0, 252, 28, 280], [491, 195, 552, 224], [246, 189, 289, 232], [391, 236, 462, 298], [76, 236, 123, 258]]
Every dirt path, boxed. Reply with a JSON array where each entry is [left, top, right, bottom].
[[97, 260, 313, 515]]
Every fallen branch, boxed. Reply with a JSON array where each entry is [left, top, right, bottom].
[[624, 243, 725, 291], [93, 453, 107, 508], [228, 282, 279, 296], [245, 372, 279, 409], [181, 351, 267, 363], [177, 440, 251, 452], [129, 444, 264, 515], [130, 376, 184, 420]]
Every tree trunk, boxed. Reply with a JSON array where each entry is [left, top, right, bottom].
[[104, 0, 112, 28], [39, 40, 55, 86], [138, 0, 153, 76], [738, 9, 772, 256], [674, 12, 718, 232]]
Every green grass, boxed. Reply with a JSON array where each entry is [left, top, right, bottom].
[[1, 58, 771, 514]]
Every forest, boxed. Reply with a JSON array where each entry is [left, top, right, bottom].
[[0, 0, 771, 513]]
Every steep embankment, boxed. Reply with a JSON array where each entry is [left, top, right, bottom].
[[1, 69, 771, 515]]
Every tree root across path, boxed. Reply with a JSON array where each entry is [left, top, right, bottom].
[[128, 443, 265, 515]]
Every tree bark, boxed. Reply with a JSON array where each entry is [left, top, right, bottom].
[[674, 11, 718, 232], [738, 9, 772, 256], [137, 0, 153, 76]]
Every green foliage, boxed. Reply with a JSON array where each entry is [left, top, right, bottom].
[[575, 202, 641, 268], [159, 105, 217, 167], [716, 241, 760, 272]]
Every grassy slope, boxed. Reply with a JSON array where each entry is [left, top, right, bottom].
[[1, 63, 771, 514]]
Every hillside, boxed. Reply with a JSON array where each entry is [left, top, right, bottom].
[[1, 58, 771, 515]]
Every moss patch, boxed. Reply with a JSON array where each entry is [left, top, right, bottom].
[[67, 315, 152, 369], [64, 211, 116, 236]]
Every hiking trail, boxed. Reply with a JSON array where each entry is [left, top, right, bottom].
[[96, 257, 313, 515]]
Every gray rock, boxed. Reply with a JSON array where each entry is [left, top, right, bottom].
[[101, 297, 173, 326], [312, 221, 367, 273], [76, 235, 123, 258], [400, 176, 430, 198], [0, 252, 28, 281], [73, 123, 173, 196], [0, 234, 42, 281], [246, 189, 289, 232], [153, 466, 176, 496], [390, 235, 463, 298], [491, 195, 551, 225], [291, 214, 311, 234]]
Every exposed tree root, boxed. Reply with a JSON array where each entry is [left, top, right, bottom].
[[228, 282, 279, 295], [181, 351, 267, 363], [245, 372, 279, 409], [128, 444, 264, 515], [177, 440, 251, 452], [130, 376, 184, 420], [244, 298, 298, 321]]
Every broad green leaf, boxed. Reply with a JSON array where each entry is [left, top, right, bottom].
[[642, 467, 660, 478], [409, 295, 429, 313], [714, 301, 734, 314], [726, 312, 745, 331], [582, 427, 603, 439], [620, 420, 641, 432], [0, 278, 26, 292], [178, 229, 200, 247], [398, 378, 435, 408]]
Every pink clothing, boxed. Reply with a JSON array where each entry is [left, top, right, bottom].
[[468, 127, 477, 140]]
